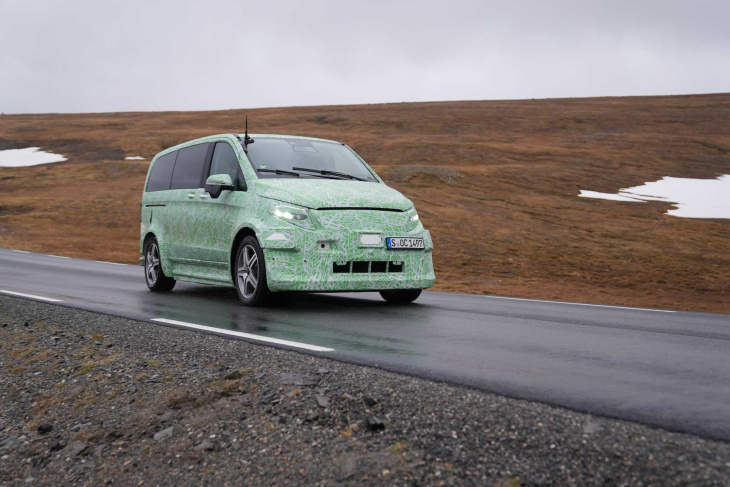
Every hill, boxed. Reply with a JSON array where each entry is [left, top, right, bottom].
[[1, 94, 728, 312]]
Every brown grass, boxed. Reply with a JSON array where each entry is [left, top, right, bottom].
[[0, 94, 729, 312]]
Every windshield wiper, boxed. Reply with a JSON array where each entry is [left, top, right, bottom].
[[257, 168, 301, 177], [292, 167, 365, 181]]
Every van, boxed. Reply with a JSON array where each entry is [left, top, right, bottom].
[[140, 133, 435, 306]]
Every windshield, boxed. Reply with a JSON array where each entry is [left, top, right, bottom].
[[244, 137, 378, 182]]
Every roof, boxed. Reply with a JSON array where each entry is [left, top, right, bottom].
[[236, 134, 342, 145]]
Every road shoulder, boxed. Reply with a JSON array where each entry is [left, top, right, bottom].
[[1, 295, 728, 485]]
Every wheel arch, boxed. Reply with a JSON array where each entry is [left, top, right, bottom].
[[142, 231, 157, 254]]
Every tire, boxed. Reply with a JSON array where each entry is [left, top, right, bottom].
[[379, 289, 422, 304], [234, 236, 271, 306], [144, 237, 176, 292]]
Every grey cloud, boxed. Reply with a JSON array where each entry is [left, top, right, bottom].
[[0, 0, 728, 113]]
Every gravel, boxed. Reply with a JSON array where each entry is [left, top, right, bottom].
[[1, 295, 729, 486]]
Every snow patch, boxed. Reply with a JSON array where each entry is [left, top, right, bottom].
[[124, 156, 145, 160], [0, 147, 67, 167], [580, 175, 730, 219]]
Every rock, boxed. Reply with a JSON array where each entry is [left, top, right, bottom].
[[68, 441, 88, 457], [260, 392, 279, 404], [362, 396, 378, 407], [93, 444, 105, 457], [316, 394, 330, 408], [224, 370, 243, 380], [71, 422, 93, 432], [0, 437, 17, 450], [37, 424, 53, 435], [71, 460, 96, 473], [339, 456, 358, 480], [366, 416, 385, 431], [254, 372, 266, 380], [316, 368, 329, 375], [193, 440, 214, 452], [306, 411, 320, 422], [278, 373, 318, 386], [583, 420, 604, 436], [153, 427, 174, 442], [340, 393, 357, 401], [160, 411, 174, 422], [48, 441, 64, 452], [24, 477, 36, 483]]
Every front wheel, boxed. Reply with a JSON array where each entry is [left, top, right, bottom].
[[144, 238, 176, 292], [379, 289, 422, 304], [234, 236, 271, 306]]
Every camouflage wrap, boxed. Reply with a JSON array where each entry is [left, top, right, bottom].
[[141, 134, 435, 292]]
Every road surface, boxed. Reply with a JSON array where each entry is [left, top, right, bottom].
[[1, 247, 729, 440]]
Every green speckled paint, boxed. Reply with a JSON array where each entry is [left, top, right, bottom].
[[140, 134, 435, 292]]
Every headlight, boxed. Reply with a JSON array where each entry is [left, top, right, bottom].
[[270, 204, 315, 230]]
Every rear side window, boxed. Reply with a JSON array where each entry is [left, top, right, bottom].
[[146, 151, 177, 192], [170, 143, 209, 190]]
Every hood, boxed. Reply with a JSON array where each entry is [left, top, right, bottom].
[[255, 179, 413, 211]]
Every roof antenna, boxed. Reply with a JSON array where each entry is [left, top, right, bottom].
[[244, 116, 254, 147]]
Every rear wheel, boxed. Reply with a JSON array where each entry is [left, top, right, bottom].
[[379, 289, 422, 304], [144, 238, 176, 291], [234, 236, 270, 306]]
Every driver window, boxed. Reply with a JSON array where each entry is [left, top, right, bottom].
[[210, 142, 244, 189]]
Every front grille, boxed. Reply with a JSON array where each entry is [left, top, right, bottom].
[[332, 261, 403, 274], [333, 262, 350, 274]]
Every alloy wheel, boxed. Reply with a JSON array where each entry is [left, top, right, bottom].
[[146, 242, 161, 285], [237, 245, 259, 298]]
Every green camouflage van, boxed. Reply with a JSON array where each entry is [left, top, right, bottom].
[[140, 133, 435, 306]]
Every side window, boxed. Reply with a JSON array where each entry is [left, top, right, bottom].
[[209, 142, 244, 189], [170, 143, 209, 190], [146, 151, 177, 192]]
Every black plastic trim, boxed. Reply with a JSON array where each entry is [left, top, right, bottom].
[[316, 207, 405, 212]]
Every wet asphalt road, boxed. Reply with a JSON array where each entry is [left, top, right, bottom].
[[1, 246, 729, 441]]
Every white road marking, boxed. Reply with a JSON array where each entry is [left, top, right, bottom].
[[482, 295, 675, 313], [0, 290, 63, 302], [94, 261, 127, 266], [49, 255, 71, 259], [151, 318, 335, 352], [12, 250, 30, 254]]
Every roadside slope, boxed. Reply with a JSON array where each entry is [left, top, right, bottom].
[[1, 295, 728, 486]]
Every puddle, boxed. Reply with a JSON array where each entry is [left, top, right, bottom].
[[125, 156, 145, 160], [0, 147, 67, 167], [580, 175, 730, 219]]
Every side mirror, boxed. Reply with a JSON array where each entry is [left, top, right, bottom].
[[205, 174, 235, 198]]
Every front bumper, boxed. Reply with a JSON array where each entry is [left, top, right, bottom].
[[260, 225, 435, 292]]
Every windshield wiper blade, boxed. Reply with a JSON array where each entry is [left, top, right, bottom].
[[292, 167, 365, 181], [257, 168, 301, 177]]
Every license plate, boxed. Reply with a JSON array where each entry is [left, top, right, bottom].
[[386, 237, 425, 250]]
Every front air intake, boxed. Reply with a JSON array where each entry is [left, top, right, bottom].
[[332, 261, 403, 274]]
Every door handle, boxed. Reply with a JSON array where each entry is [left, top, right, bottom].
[[199, 194, 210, 199], [186, 193, 196, 199]]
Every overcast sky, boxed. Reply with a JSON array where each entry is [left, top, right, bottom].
[[1, 0, 728, 114]]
